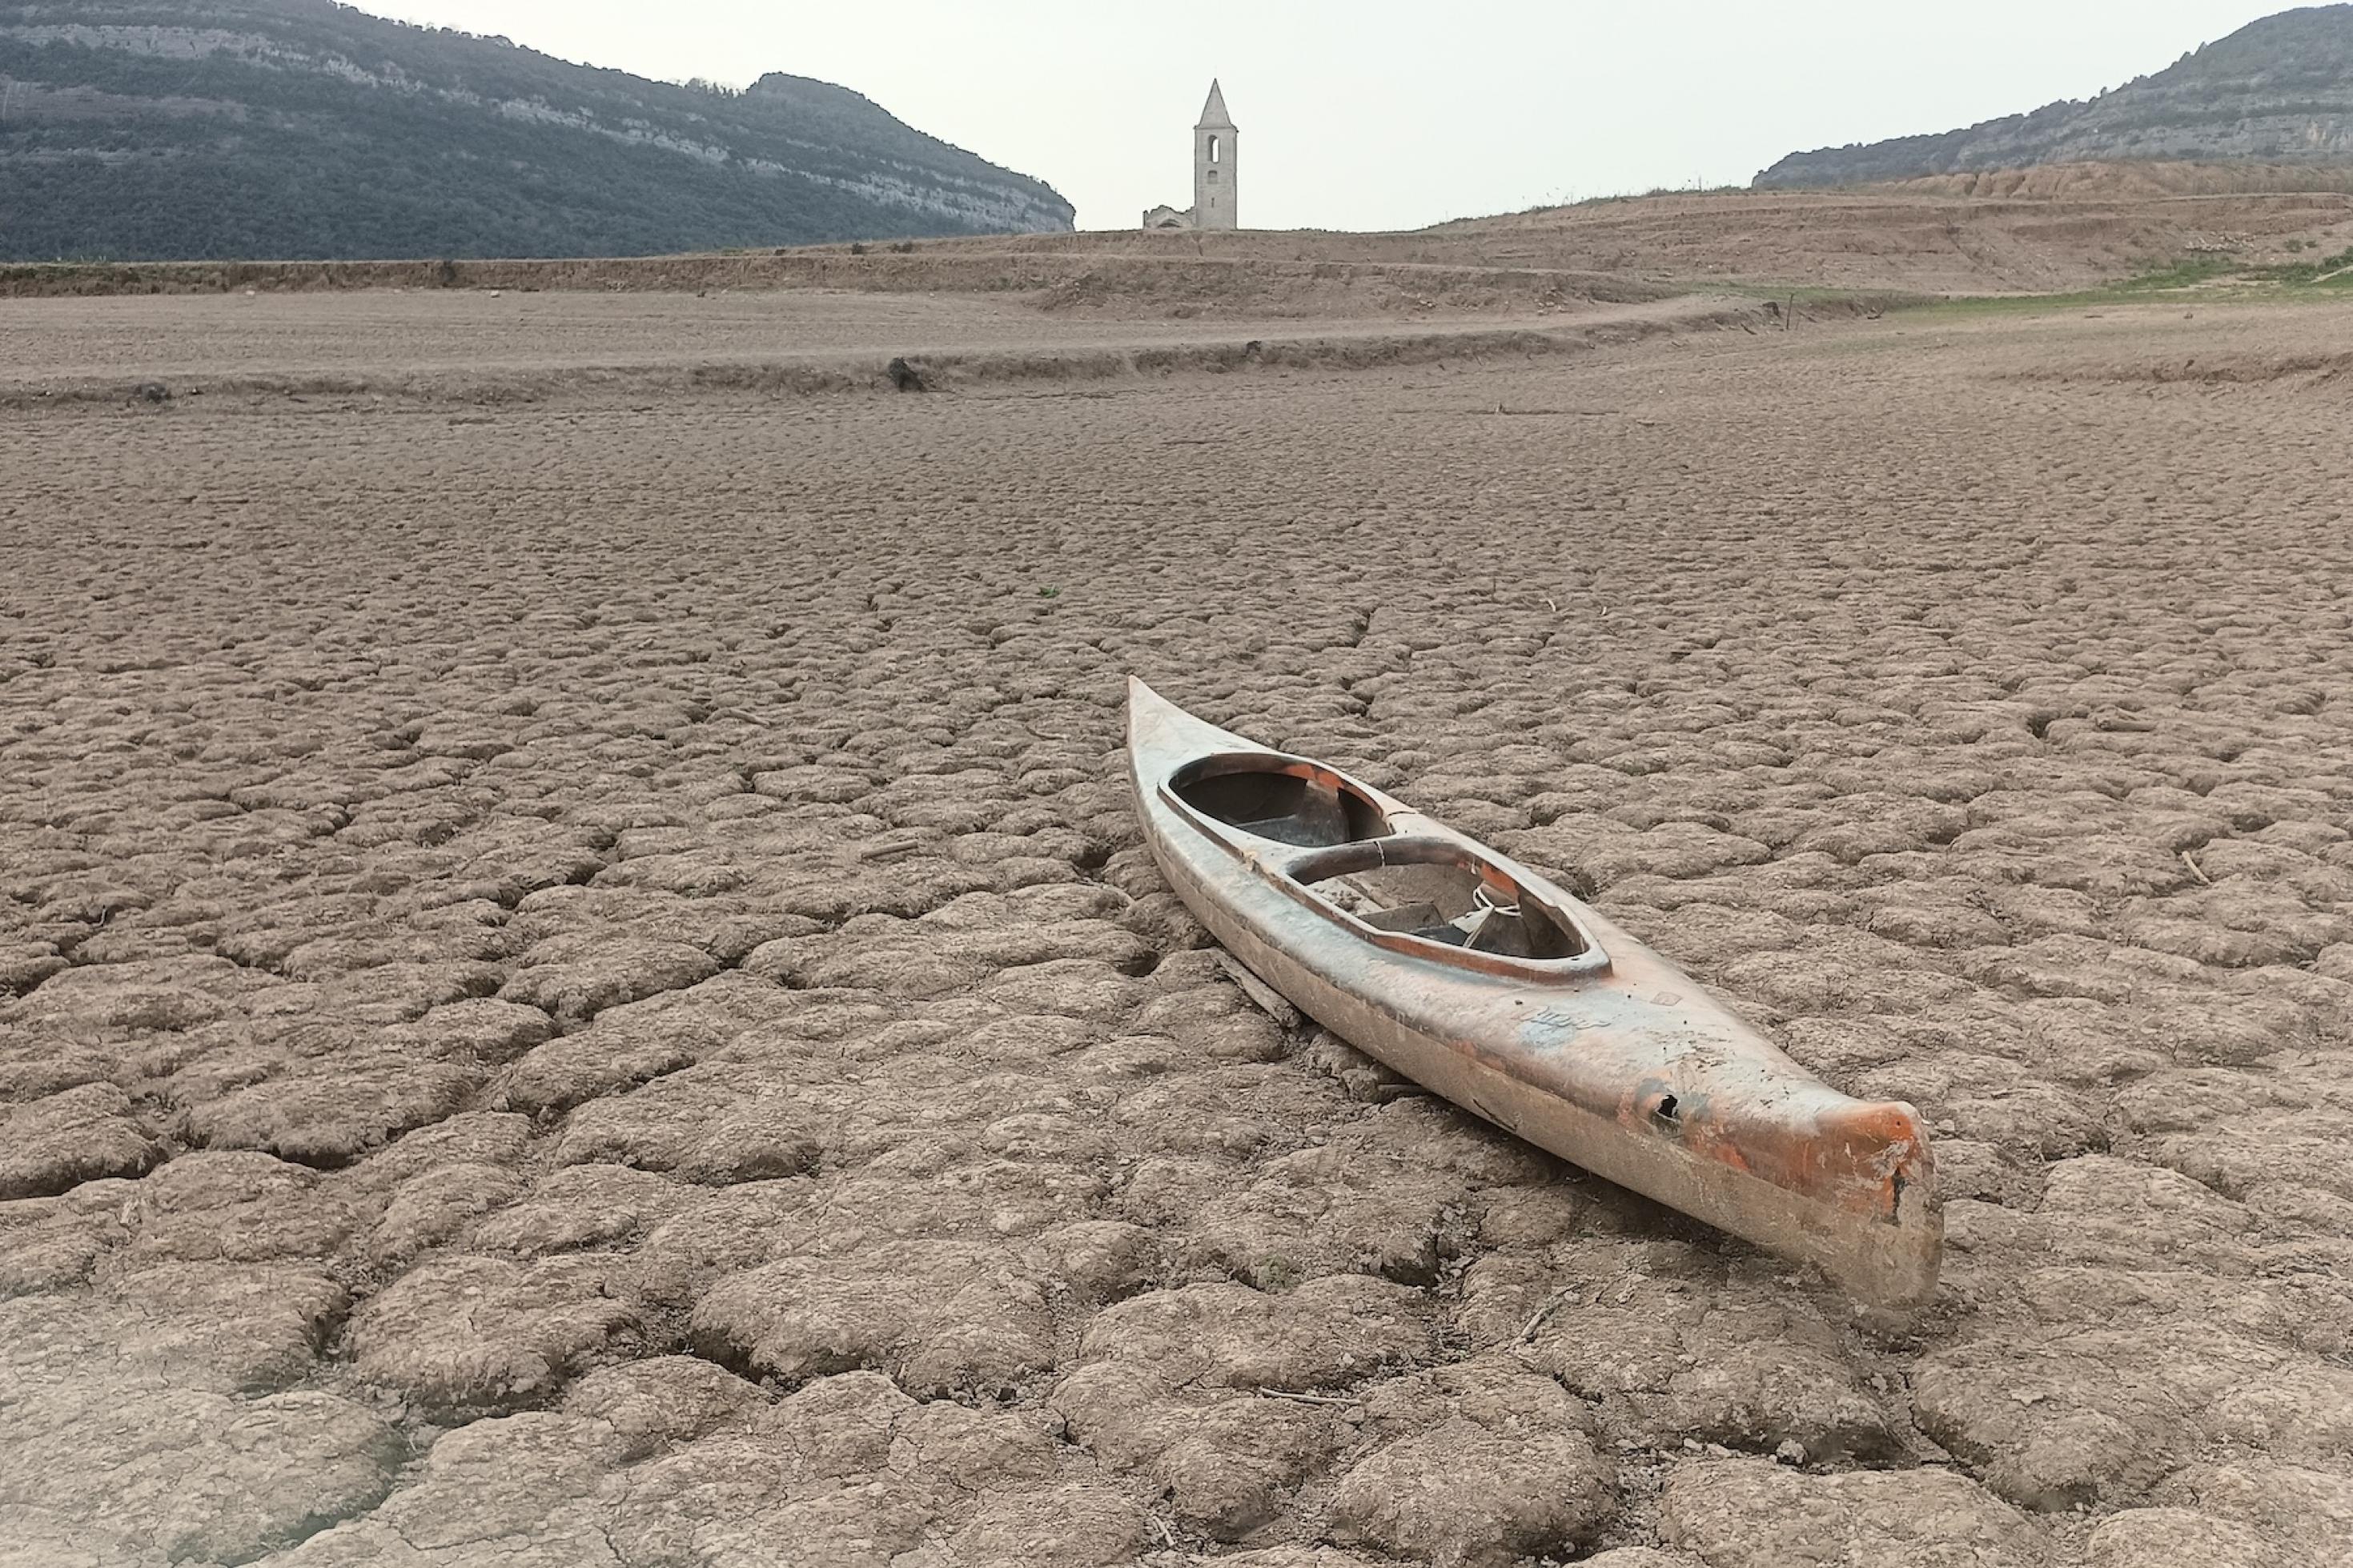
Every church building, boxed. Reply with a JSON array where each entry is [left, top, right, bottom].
[[1141, 82, 1238, 231]]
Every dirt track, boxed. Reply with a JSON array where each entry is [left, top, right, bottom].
[[3, 291, 2351, 1567]]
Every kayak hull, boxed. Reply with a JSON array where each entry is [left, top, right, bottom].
[[1126, 677, 1941, 1307]]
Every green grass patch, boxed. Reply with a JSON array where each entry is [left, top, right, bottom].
[[2110, 255, 2243, 291], [2247, 245, 2353, 286], [1719, 283, 1926, 306], [1888, 250, 2353, 319]]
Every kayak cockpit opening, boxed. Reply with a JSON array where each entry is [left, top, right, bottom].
[[1170, 756, 1394, 848], [1286, 837, 1591, 962]]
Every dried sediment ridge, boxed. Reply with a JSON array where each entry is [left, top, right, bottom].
[[0, 293, 1798, 408], [0, 251, 1674, 316], [10, 169, 2353, 308]]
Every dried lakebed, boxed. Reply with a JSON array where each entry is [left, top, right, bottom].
[[2, 294, 2350, 1567]]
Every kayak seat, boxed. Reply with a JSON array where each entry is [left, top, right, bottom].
[[1286, 836, 1590, 962], [1172, 756, 1394, 848]]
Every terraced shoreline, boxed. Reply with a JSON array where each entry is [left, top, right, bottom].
[[2, 291, 2348, 1566], [0, 290, 1763, 407]]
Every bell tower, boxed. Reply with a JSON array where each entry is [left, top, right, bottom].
[[1193, 80, 1238, 231]]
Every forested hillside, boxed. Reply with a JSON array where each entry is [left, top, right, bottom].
[[0, 0, 1074, 260], [1757, 5, 2353, 188]]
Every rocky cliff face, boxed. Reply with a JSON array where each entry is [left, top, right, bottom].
[[1756, 4, 2353, 189], [0, 0, 1074, 261]]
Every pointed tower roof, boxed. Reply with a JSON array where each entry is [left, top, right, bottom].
[[1197, 79, 1235, 129]]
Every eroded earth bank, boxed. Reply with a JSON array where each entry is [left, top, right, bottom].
[[2, 293, 2350, 1567]]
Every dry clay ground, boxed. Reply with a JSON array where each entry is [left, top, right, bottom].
[[2, 289, 2352, 1568]]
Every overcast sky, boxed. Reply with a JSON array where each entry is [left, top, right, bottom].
[[359, 1, 2290, 231]]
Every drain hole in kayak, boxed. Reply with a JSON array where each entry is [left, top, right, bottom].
[[1301, 848, 1587, 961], [1173, 757, 1393, 848]]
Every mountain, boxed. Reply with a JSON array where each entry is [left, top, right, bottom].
[[1756, 5, 2353, 189], [0, 0, 1074, 262]]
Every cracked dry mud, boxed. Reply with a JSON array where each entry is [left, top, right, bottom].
[[3, 291, 2351, 1568]]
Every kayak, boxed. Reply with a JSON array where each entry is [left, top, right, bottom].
[[1126, 677, 1941, 1307]]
